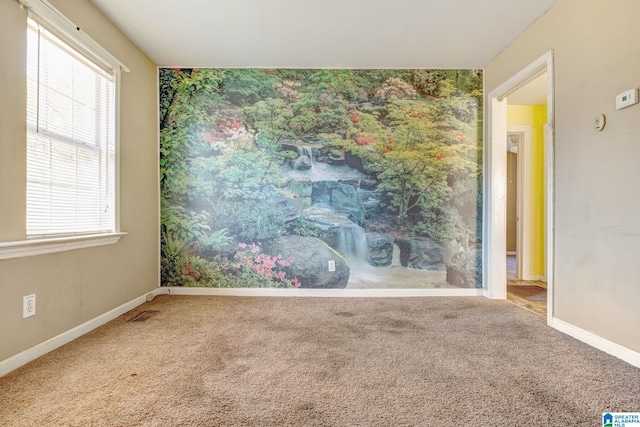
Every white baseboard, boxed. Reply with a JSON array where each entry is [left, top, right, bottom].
[[4, 288, 636, 378], [161, 287, 484, 298], [0, 288, 162, 378], [0, 286, 482, 377], [550, 316, 640, 369]]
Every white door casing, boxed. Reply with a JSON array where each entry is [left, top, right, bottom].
[[484, 50, 555, 322]]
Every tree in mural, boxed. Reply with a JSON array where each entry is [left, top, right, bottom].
[[326, 77, 480, 245]]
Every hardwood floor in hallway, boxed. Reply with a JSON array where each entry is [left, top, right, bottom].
[[506, 256, 547, 316]]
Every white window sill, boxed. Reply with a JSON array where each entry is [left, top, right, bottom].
[[0, 232, 127, 261]]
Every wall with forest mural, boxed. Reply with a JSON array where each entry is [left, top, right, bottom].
[[160, 69, 483, 289]]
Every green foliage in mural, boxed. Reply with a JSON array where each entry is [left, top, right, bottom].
[[159, 68, 483, 287], [326, 78, 481, 244]]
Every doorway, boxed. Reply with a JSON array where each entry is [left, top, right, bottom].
[[504, 76, 548, 315], [485, 51, 554, 322], [506, 127, 531, 281]]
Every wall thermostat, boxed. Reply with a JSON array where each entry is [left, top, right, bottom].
[[594, 114, 606, 131], [616, 89, 638, 110]]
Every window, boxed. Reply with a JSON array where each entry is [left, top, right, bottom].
[[0, 1, 128, 260], [26, 17, 117, 237]]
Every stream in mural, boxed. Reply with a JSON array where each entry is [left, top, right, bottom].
[[279, 140, 453, 289], [160, 69, 483, 289]]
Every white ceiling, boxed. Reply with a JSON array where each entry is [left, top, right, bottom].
[[90, 0, 558, 69], [508, 72, 548, 105]]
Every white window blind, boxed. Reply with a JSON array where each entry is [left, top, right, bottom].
[[26, 17, 116, 237]]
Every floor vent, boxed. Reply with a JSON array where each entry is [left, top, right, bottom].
[[127, 310, 160, 322]]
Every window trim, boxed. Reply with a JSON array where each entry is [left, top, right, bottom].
[[19, 0, 129, 73], [0, 233, 127, 261]]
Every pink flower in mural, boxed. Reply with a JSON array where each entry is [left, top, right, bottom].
[[375, 77, 418, 100], [276, 255, 292, 267], [219, 117, 244, 135], [274, 81, 301, 104], [227, 245, 300, 288], [355, 133, 377, 146], [292, 278, 302, 288]]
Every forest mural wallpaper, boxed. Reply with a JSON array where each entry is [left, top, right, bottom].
[[159, 69, 483, 289]]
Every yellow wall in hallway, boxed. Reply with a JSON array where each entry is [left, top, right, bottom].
[[507, 104, 547, 276]]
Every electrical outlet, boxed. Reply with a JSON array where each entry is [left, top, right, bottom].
[[23, 294, 36, 318], [328, 260, 336, 272]]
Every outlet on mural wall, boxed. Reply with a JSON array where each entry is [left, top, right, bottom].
[[23, 294, 36, 318]]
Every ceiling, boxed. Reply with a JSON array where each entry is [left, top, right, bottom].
[[90, 0, 558, 69], [507, 72, 548, 105]]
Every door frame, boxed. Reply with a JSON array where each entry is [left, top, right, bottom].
[[484, 50, 555, 322]]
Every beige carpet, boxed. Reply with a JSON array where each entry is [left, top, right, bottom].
[[1, 295, 639, 426]]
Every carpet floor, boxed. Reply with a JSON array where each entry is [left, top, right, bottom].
[[1, 295, 639, 426]]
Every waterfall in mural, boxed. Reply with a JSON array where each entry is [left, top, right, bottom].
[[336, 222, 368, 263], [159, 68, 483, 290], [391, 244, 401, 267], [294, 145, 314, 175]]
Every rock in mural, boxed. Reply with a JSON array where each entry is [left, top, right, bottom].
[[366, 233, 395, 267], [311, 181, 365, 226], [292, 155, 312, 170], [396, 237, 447, 271], [446, 248, 482, 288], [266, 235, 350, 288], [326, 148, 346, 166]]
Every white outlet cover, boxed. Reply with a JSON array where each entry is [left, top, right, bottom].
[[23, 294, 36, 318], [328, 260, 336, 272]]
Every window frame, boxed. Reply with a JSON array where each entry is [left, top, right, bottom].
[[0, 0, 128, 260]]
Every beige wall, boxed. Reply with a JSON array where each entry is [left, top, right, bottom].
[[487, 0, 640, 352], [0, 0, 158, 362]]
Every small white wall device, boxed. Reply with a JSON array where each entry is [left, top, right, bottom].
[[615, 89, 638, 110], [23, 294, 36, 318]]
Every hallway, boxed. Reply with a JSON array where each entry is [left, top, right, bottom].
[[506, 256, 547, 316]]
